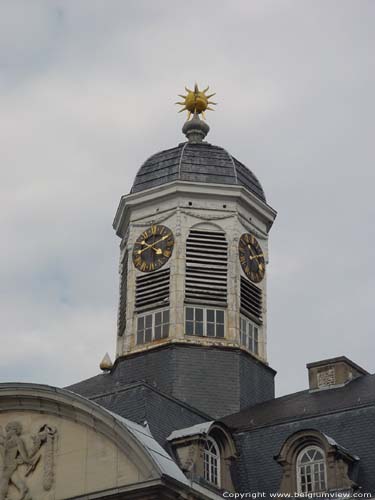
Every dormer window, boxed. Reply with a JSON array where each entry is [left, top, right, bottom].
[[167, 422, 236, 493], [297, 446, 327, 493], [203, 437, 221, 487], [276, 429, 359, 494]]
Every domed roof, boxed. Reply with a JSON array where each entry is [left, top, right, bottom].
[[131, 141, 266, 202]]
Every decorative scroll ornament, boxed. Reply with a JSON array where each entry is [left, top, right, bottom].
[[130, 208, 176, 228], [180, 209, 235, 221], [0, 421, 57, 500]]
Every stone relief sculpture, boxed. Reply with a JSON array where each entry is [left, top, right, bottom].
[[0, 421, 57, 500]]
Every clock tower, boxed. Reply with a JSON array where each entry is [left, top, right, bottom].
[[112, 86, 277, 418]]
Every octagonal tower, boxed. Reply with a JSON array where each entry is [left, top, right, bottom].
[[112, 102, 277, 418]]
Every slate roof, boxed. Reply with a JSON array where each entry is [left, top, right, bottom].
[[221, 373, 375, 431], [111, 412, 190, 486], [220, 374, 375, 494], [131, 142, 266, 202], [66, 378, 209, 447], [67, 371, 375, 493]]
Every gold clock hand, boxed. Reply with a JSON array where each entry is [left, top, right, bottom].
[[150, 233, 171, 247], [137, 234, 170, 255], [249, 254, 264, 260], [137, 242, 154, 255]]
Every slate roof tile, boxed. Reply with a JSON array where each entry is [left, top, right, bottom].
[[131, 142, 266, 202], [221, 373, 375, 431]]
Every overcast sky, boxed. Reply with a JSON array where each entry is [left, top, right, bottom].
[[1, 1, 374, 397]]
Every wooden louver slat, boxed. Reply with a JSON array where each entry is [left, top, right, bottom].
[[136, 268, 170, 311], [118, 252, 128, 336], [240, 277, 263, 323], [185, 230, 228, 305]]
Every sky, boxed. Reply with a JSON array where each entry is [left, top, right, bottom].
[[0, 0, 374, 397]]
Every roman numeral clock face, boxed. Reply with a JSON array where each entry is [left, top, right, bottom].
[[238, 233, 265, 283], [132, 225, 174, 273]]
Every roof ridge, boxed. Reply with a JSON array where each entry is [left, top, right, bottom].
[[221, 147, 238, 184], [178, 141, 189, 181], [232, 155, 266, 200], [229, 400, 375, 433], [221, 375, 375, 431], [89, 380, 213, 420]]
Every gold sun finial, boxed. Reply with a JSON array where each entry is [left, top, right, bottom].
[[176, 83, 217, 120]]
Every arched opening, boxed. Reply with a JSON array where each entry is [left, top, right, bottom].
[[203, 436, 221, 487], [297, 445, 327, 493]]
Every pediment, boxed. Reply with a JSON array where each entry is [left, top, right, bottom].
[[0, 384, 180, 500]]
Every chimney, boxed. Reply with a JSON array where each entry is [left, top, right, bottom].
[[307, 356, 369, 391]]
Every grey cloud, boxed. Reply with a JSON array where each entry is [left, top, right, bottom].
[[0, 0, 374, 396]]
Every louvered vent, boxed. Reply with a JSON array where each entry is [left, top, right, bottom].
[[240, 277, 263, 323], [185, 230, 228, 306], [136, 268, 170, 311], [118, 252, 128, 336]]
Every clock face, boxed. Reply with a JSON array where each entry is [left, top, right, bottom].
[[238, 233, 265, 283], [132, 225, 174, 273]]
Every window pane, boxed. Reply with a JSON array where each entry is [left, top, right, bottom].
[[216, 310, 224, 324], [248, 322, 253, 337], [186, 307, 194, 321], [195, 308, 203, 321], [154, 325, 161, 340], [248, 336, 253, 352], [146, 314, 152, 328], [254, 327, 258, 342], [298, 448, 326, 494], [207, 323, 215, 337], [145, 328, 152, 343], [241, 331, 246, 346], [137, 317, 144, 330], [204, 439, 219, 486], [240, 318, 246, 333], [137, 331, 144, 344], [186, 321, 194, 335], [254, 328, 259, 354], [196, 321, 204, 336], [162, 323, 169, 338], [248, 323, 254, 351], [155, 312, 162, 325], [216, 324, 224, 338], [207, 309, 215, 323], [163, 309, 170, 323]]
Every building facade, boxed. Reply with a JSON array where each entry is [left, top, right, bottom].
[[1, 98, 374, 499]]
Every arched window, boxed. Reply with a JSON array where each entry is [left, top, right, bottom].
[[297, 446, 327, 493], [203, 437, 221, 487]]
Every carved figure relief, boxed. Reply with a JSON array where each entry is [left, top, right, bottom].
[[0, 421, 57, 500]]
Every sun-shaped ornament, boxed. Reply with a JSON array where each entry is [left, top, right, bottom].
[[176, 84, 217, 120]]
